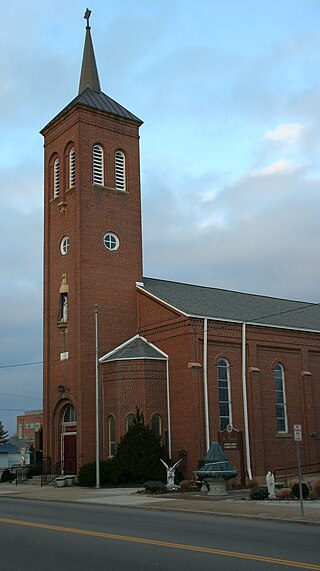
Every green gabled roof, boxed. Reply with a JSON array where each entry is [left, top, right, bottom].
[[99, 335, 167, 364], [139, 277, 320, 332]]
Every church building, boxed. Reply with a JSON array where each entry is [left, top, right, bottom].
[[42, 12, 320, 482]]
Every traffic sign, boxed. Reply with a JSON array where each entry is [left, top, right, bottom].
[[294, 424, 302, 441]]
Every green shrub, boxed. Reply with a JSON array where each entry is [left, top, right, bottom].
[[109, 409, 168, 485], [143, 480, 167, 494], [78, 460, 113, 487], [292, 482, 309, 500], [250, 486, 269, 500], [1, 469, 13, 483]]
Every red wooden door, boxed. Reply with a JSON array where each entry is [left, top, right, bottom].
[[63, 434, 77, 474]]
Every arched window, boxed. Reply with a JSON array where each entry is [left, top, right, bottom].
[[69, 147, 75, 188], [93, 144, 104, 185], [151, 414, 161, 438], [217, 359, 232, 431], [115, 150, 126, 191], [63, 405, 76, 424], [273, 363, 288, 433], [125, 414, 135, 432], [108, 415, 115, 457], [53, 157, 60, 198]]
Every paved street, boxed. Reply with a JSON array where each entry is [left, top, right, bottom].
[[0, 490, 320, 570]]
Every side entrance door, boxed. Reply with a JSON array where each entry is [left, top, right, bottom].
[[63, 434, 77, 474]]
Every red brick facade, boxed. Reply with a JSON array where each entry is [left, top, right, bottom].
[[43, 21, 320, 481]]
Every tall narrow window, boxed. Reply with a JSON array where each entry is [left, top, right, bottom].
[[108, 415, 115, 456], [273, 363, 288, 433], [93, 144, 104, 185], [151, 414, 161, 438], [54, 158, 60, 198], [69, 147, 75, 188], [115, 150, 126, 191], [217, 359, 232, 431]]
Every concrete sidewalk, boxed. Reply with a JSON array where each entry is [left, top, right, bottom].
[[0, 482, 319, 525]]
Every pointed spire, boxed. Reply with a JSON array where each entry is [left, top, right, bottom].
[[78, 9, 101, 94]]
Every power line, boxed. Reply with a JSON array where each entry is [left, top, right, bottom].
[[0, 392, 42, 400], [0, 360, 42, 370]]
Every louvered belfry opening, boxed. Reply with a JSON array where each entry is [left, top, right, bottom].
[[93, 144, 104, 185]]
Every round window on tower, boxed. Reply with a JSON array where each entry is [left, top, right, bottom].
[[103, 232, 120, 251], [60, 236, 70, 255]]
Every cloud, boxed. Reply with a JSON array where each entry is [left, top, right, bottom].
[[250, 159, 301, 176], [263, 123, 304, 145]]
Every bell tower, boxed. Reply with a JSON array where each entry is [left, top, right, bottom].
[[42, 11, 143, 471]]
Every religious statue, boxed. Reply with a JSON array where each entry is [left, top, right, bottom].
[[20, 447, 28, 465], [62, 295, 68, 322], [266, 470, 276, 499], [161, 458, 182, 489]]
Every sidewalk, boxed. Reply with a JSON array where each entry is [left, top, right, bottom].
[[0, 482, 319, 525]]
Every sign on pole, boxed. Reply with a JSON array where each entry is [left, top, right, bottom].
[[293, 424, 304, 517], [294, 424, 302, 441]]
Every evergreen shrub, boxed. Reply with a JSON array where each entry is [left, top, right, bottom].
[[250, 486, 269, 500], [292, 482, 309, 500], [143, 481, 167, 494], [1, 470, 13, 483]]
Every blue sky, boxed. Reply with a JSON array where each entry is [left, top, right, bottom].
[[1, 0, 320, 436]]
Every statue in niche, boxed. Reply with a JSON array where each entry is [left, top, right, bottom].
[[61, 294, 68, 322]]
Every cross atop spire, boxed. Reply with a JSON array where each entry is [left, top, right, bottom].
[[84, 8, 91, 28], [78, 9, 101, 94]]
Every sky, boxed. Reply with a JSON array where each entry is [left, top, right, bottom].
[[1, 0, 320, 436]]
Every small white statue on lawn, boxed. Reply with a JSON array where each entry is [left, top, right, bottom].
[[20, 447, 28, 465], [266, 470, 276, 499], [161, 458, 182, 489]]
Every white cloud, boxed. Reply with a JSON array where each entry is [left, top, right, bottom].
[[251, 159, 300, 177], [263, 123, 304, 145]]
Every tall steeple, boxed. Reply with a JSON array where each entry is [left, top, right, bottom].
[[78, 9, 101, 94]]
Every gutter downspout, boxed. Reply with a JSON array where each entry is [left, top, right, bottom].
[[166, 359, 172, 458], [203, 318, 210, 452], [242, 321, 252, 480]]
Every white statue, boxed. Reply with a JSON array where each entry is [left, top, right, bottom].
[[20, 447, 28, 465], [161, 458, 182, 489], [266, 470, 276, 499], [62, 295, 68, 322]]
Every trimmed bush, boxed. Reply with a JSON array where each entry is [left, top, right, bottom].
[[1, 470, 13, 483], [250, 486, 269, 500], [292, 482, 309, 500], [78, 460, 113, 487], [311, 479, 320, 499], [143, 481, 167, 494], [277, 487, 293, 500]]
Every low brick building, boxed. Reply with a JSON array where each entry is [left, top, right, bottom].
[[16, 410, 43, 447], [42, 13, 320, 480]]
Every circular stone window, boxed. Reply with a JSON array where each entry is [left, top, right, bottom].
[[103, 232, 120, 251], [60, 236, 70, 255]]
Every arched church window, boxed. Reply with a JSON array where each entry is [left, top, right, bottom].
[[93, 144, 104, 185], [69, 147, 76, 188], [108, 415, 115, 456], [53, 157, 60, 198], [125, 414, 135, 432], [63, 405, 76, 424], [115, 150, 126, 191], [151, 414, 161, 438], [273, 363, 288, 433], [217, 358, 232, 431]]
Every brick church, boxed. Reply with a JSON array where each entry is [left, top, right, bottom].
[[42, 12, 320, 481]]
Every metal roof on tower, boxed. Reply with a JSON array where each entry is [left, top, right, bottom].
[[41, 9, 142, 133]]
